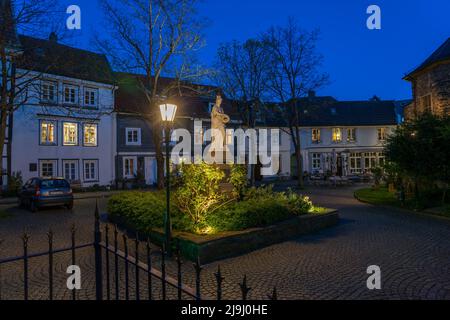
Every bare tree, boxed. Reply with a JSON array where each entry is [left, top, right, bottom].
[[95, 0, 207, 189], [0, 0, 66, 191], [262, 18, 329, 188], [213, 39, 271, 185]]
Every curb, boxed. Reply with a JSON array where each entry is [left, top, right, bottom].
[[353, 191, 450, 222], [0, 193, 117, 206]]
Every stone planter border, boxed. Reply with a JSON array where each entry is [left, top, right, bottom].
[[110, 209, 339, 264]]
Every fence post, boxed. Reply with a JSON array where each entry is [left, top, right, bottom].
[[22, 232, 30, 301], [94, 202, 103, 300], [0, 239, 3, 300]]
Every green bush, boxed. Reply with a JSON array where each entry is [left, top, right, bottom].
[[204, 186, 314, 232], [108, 191, 193, 233], [228, 164, 248, 200], [175, 162, 225, 228], [108, 185, 320, 235], [206, 197, 292, 232]]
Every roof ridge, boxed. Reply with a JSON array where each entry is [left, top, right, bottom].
[[18, 34, 107, 58]]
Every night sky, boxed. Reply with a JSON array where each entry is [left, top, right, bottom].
[[58, 0, 449, 101]]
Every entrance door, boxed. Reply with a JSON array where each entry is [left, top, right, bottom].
[[336, 154, 343, 177]]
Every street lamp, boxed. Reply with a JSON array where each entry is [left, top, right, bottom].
[[159, 103, 177, 254]]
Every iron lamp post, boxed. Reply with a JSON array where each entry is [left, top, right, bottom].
[[159, 103, 177, 254]]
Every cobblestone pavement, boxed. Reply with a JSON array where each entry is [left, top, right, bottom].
[[1, 186, 450, 300]]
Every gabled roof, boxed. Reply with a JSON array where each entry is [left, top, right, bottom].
[[0, 0, 21, 49], [263, 99, 399, 127], [114, 72, 239, 119], [298, 100, 399, 127], [16, 35, 115, 84], [405, 37, 450, 80]]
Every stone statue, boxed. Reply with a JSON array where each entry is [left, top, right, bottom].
[[211, 94, 230, 147]]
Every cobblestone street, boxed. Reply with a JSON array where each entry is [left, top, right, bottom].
[[1, 186, 450, 300]]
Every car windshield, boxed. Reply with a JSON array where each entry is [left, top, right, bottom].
[[40, 180, 70, 188]]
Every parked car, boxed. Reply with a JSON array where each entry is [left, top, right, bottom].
[[18, 178, 74, 212]]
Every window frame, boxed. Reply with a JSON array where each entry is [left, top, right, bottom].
[[311, 128, 321, 144], [63, 122, 79, 146], [62, 159, 79, 182], [62, 84, 79, 105], [83, 123, 98, 147], [83, 87, 99, 108], [41, 80, 58, 104], [125, 128, 142, 146], [311, 153, 322, 170], [38, 159, 58, 178], [39, 120, 58, 146], [83, 159, 99, 182], [332, 128, 342, 143], [377, 128, 387, 142], [346, 128, 357, 143]]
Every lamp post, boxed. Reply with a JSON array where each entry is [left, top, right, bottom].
[[159, 103, 177, 254]]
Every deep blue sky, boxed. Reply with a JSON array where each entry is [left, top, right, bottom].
[[60, 0, 449, 101]]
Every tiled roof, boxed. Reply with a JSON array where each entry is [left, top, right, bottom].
[[263, 100, 399, 127], [299, 101, 398, 127], [405, 37, 450, 79], [16, 35, 115, 84], [114, 72, 240, 119]]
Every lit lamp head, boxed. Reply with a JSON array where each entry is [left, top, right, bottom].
[[159, 103, 178, 122]]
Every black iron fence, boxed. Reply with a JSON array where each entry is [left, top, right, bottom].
[[0, 204, 278, 301]]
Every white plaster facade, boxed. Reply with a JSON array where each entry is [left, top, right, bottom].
[[10, 72, 117, 187], [297, 125, 396, 176]]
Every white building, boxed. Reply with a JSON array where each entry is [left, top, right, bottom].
[[295, 99, 406, 177], [7, 34, 117, 187]]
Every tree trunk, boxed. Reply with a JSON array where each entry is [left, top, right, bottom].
[[295, 143, 304, 188]]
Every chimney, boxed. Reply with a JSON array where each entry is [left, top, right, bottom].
[[49, 32, 58, 43]]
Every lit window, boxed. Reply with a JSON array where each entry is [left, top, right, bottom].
[[63, 85, 78, 104], [41, 81, 57, 103], [84, 88, 98, 107], [63, 122, 78, 146], [378, 128, 387, 141], [63, 160, 78, 181], [84, 124, 98, 146], [312, 128, 321, 143], [332, 128, 342, 143], [126, 128, 141, 145], [123, 157, 136, 179], [312, 153, 321, 170], [84, 160, 98, 181], [40, 160, 57, 178], [40, 121, 56, 145], [347, 128, 356, 142]]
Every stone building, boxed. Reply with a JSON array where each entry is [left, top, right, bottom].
[[404, 38, 450, 119]]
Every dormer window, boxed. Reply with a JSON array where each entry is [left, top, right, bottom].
[[84, 88, 98, 108], [311, 128, 321, 143], [63, 84, 79, 105], [41, 81, 57, 104], [347, 128, 357, 142], [332, 128, 342, 143]]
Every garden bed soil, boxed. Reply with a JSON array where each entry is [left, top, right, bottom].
[[110, 209, 339, 264]]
